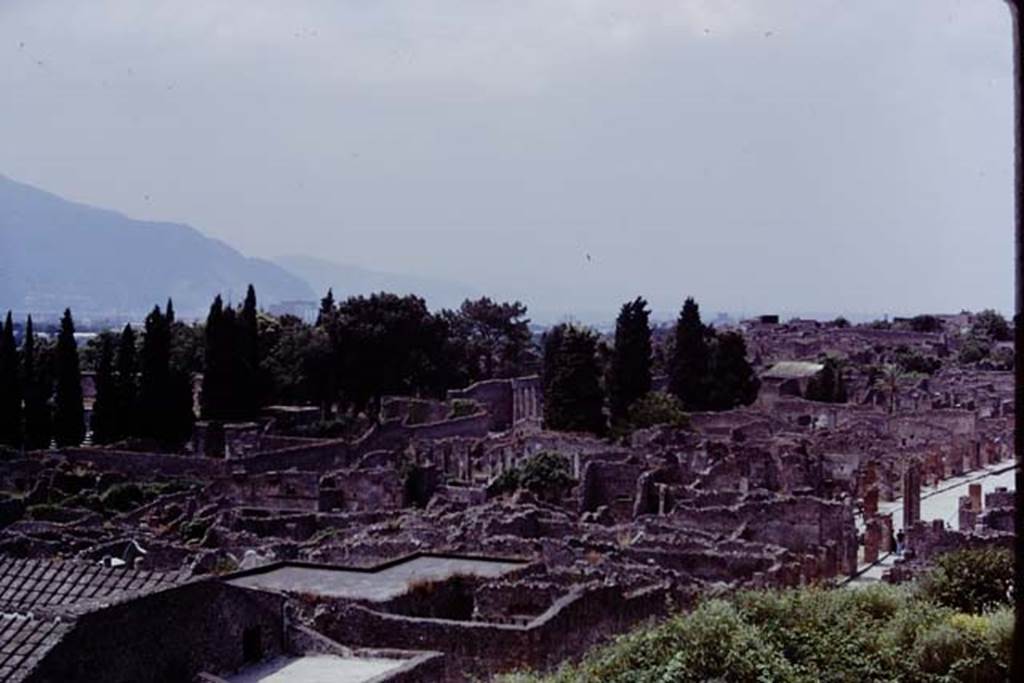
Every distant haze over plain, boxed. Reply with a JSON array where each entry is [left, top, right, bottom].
[[0, 1, 1014, 323]]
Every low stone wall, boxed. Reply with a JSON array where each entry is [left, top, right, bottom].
[[208, 472, 320, 512], [313, 582, 670, 682], [57, 448, 228, 479], [236, 440, 351, 474], [319, 468, 404, 512]]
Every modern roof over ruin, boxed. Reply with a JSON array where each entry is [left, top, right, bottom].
[[761, 361, 825, 380], [226, 554, 525, 602]]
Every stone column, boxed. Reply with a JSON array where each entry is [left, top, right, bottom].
[[864, 520, 881, 564], [958, 496, 978, 532], [902, 460, 921, 530], [863, 487, 879, 518], [878, 513, 894, 552], [968, 483, 983, 512]]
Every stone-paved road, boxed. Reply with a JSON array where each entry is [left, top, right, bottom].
[[845, 461, 1018, 587]]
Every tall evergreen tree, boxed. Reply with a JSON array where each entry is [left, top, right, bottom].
[[316, 288, 335, 327], [22, 317, 52, 450], [89, 334, 118, 444], [201, 296, 244, 421], [165, 298, 176, 325], [541, 323, 568, 397], [138, 306, 172, 443], [608, 297, 653, 423], [706, 331, 760, 410], [239, 285, 261, 416], [668, 298, 711, 411], [543, 326, 606, 435], [167, 367, 196, 449], [0, 312, 22, 448], [115, 324, 139, 440], [53, 309, 85, 447]]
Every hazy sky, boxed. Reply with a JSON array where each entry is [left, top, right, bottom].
[[0, 1, 1015, 322]]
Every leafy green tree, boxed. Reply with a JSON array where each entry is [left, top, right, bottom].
[[53, 309, 85, 447], [443, 297, 533, 382], [0, 312, 22, 448], [22, 317, 52, 450], [89, 334, 118, 445], [543, 326, 606, 435], [333, 293, 450, 414], [831, 316, 850, 328], [971, 309, 1011, 342], [608, 297, 653, 423], [668, 298, 711, 411], [706, 331, 760, 410]]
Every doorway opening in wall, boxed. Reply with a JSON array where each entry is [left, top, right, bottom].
[[242, 626, 263, 664]]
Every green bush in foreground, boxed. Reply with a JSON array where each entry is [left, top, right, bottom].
[[918, 547, 1014, 615], [500, 584, 1012, 683]]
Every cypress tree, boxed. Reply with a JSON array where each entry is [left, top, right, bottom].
[[608, 297, 653, 423], [167, 367, 195, 450], [89, 334, 118, 444], [53, 309, 85, 447], [706, 331, 760, 410], [316, 288, 335, 327], [239, 285, 261, 417], [0, 312, 22, 448], [138, 306, 171, 443], [165, 298, 176, 325], [116, 324, 139, 439], [541, 323, 568, 397], [668, 298, 711, 411], [201, 296, 246, 421], [22, 317, 52, 450], [543, 326, 606, 435]]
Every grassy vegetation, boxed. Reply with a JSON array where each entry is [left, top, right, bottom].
[[501, 549, 1014, 683]]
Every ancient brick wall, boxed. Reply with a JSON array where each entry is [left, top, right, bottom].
[[27, 582, 286, 683], [313, 582, 669, 682]]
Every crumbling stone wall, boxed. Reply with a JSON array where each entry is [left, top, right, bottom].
[[319, 467, 405, 512], [27, 581, 286, 683]]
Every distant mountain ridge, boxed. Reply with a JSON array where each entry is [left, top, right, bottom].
[[276, 254, 480, 311], [0, 174, 314, 319]]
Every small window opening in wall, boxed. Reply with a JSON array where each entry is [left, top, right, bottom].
[[242, 626, 263, 663]]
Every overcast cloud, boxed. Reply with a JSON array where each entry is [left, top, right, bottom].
[[0, 0, 1014, 322]]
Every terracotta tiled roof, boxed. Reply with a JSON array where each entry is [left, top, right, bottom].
[[0, 558, 183, 614], [0, 614, 69, 683]]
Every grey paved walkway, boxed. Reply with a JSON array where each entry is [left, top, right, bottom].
[[846, 461, 1017, 587], [226, 655, 404, 683]]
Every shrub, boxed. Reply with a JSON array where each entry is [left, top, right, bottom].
[[958, 338, 991, 365], [499, 584, 1012, 683], [919, 547, 1014, 614], [627, 392, 691, 430], [490, 451, 575, 501], [449, 399, 480, 419], [99, 483, 145, 513]]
